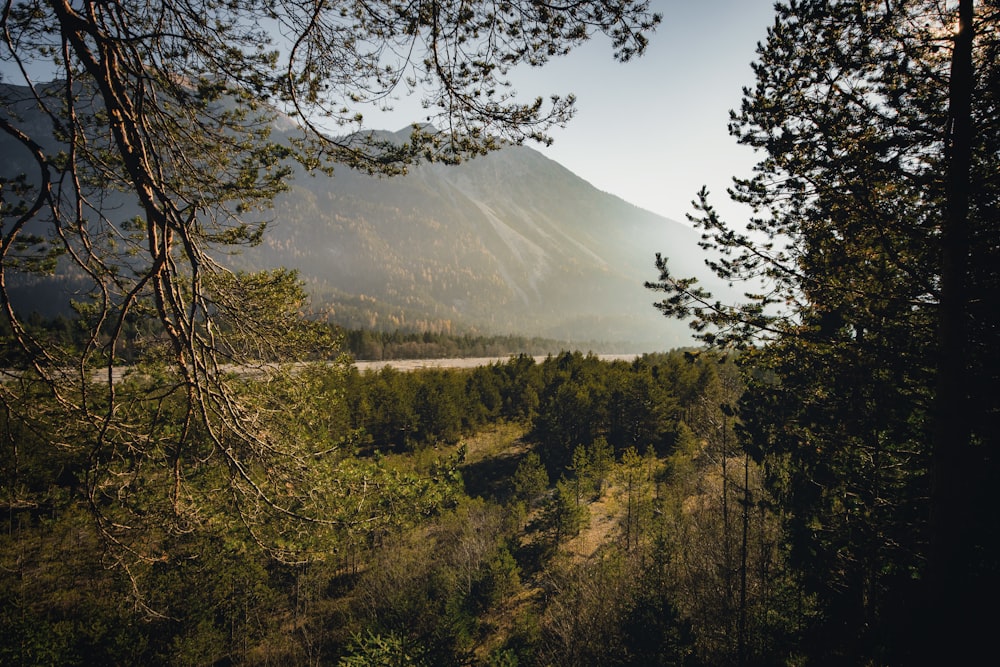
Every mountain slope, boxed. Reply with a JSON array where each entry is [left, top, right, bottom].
[[1, 82, 706, 349], [234, 132, 703, 348]]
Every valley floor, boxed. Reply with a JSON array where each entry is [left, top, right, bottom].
[[353, 353, 640, 373]]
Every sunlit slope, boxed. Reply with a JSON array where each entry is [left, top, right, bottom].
[[240, 130, 702, 347], [1, 80, 706, 347]]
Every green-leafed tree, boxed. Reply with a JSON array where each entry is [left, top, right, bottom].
[[412, 370, 466, 447], [542, 478, 588, 545], [495, 354, 543, 422], [0, 0, 661, 573], [532, 352, 611, 472], [337, 631, 427, 667], [587, 435, 615, 494], [609, 359, 679, 454], [647, 1, 999, 663], [512, 450, 549, 507], [614, 446, 645, 552]]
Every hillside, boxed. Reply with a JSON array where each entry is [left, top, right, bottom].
[[2, 85, 707, 349], [235, 127, 704, 348]]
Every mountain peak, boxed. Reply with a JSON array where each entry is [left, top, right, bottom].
[[236, 137, 702, 348], [0, 82, 705, 349]]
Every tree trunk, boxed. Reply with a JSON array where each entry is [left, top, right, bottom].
[[929, 0, 976, 661], [738, 450, 751, 666]]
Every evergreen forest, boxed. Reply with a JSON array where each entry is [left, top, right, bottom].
[[1, 349, 796, 665], [2, 0, 999, 665]]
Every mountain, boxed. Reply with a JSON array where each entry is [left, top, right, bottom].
[[1, 84, 707, 349], [229, 127, 704, 349]]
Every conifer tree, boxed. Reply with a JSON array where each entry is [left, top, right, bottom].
[[0, 0, 660, 569], [647, 1, 999, 661]]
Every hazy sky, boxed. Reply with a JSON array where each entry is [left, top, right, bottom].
[[530, 0, 778, 225], [366, 0, 779, 225], [3, 1, 777, 225]]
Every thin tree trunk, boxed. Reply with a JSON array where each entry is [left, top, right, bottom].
[[929, 0, 975, 661], [738, 450, 751, 666], [722, 412, 732, 606]]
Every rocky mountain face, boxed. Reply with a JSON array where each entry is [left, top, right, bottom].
[[2, 82, 705, 349], [233, 129, 703, 348]]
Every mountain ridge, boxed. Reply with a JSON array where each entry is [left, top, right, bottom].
[[1, 83, 705, 349], [233, 138, 702, 348]]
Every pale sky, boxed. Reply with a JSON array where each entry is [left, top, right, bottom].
[[531, 0, 777, 225], [365, 0, 778, 226], [3, 1, 777, 225]]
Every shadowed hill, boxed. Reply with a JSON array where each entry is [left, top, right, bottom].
[[2, 83, 708, 348]]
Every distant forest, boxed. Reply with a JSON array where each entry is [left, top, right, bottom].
[[0, 311, 615, 364], [342, 329, 621, 360], [4, 349, 784, 665]]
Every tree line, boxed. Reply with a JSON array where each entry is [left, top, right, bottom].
[[0, 308, 612, 367], [3, 349, 797, 665]]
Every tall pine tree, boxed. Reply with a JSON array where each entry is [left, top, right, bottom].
[[647, 1, 999, 662]]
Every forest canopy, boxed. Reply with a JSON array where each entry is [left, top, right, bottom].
[[0, 0, 659, 571]]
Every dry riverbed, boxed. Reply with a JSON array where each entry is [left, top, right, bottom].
[[353, 353, 640, 373]]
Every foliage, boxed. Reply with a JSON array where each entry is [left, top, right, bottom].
[[660, 389, 793, 664], [2, 350, 791, 665], [0, 0, 661, 573], [342, 330, 576, 361], [539, 479, 588, 545], [531, 352, 679, 474], [512, 451, 549, 506], [647, 1, 1000, 662], [348, 496, 520, 664], [337, 631, 427, 667]]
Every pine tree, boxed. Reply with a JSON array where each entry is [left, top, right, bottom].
[[0, 0, 661, 579], [647, 1, 999, 662]]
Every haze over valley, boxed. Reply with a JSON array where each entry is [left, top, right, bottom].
[[3, 93, 709, 350]]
